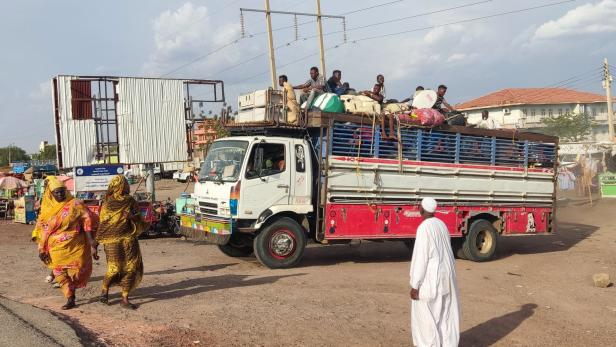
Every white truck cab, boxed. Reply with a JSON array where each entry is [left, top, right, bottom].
[[190, 135, 314, 268]]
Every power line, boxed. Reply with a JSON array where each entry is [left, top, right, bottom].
[[212, 0, 495, 78], [350, 0, 576, 42], [160, 0, 410, 76], [225, 0, 578, 86]]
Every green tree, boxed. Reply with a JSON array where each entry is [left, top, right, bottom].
[[33, 144, 57, 161], [0, 146, 30, 167], [539, 112, 592, 142]]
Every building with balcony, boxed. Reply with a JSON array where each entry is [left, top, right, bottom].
[[192, 119, 220, 160], [457, 88, 614, 142]]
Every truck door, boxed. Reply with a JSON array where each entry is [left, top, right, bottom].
[[240, 140, 291, 217], [290, 141, 311, 205]]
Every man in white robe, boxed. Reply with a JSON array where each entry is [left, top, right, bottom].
[[410, 197, 460, 347]]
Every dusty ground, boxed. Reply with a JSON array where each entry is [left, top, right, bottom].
[[0, 180, 615, 346]]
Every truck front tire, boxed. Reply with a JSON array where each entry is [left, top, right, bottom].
[[462, 219, 498, 262], [254, 217, 307, 269]]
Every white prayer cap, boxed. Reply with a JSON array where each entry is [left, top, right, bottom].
[[421, 197, 437, 213]]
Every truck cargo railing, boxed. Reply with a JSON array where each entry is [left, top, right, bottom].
[[330, 121, 556, 169]]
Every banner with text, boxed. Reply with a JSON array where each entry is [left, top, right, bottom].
[[74, 165, 124, 192]]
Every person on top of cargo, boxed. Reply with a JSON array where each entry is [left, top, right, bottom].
[[432, 85, 455, 113], [401, 86, 425, 104], [327, 70, 350, 96], [362, 74, 385, 103], [279, 75, 300, 125], [294, 66, 327, 107]]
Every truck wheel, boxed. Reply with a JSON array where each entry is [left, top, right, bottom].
[[254, 217, 307, 269], [462, 220, 498, 262], [218, 233, 254, 257]]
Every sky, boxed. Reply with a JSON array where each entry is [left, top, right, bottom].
[[1, 0, 615, 152]]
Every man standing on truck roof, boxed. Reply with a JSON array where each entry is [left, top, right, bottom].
[[279, 75, 300, 125], [410, 197, 460, 347], [294, 66, 327, 111]]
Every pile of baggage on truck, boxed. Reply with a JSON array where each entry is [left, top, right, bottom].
[[227, 88, 457, 129]]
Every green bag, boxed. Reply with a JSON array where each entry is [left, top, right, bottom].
[[311, 93, 345, 113]]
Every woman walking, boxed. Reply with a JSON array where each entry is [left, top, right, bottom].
[[96, 175, 148, 309], [33, 176, 98, 310]]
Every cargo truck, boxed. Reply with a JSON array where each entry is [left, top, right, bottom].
[[179, 111, 558, 268]]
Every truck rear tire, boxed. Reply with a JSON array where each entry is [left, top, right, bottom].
[[462, 219, 498, 262], [218, 234, 254, 257], [254, 217, 307, 269]]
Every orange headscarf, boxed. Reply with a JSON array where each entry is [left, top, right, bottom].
[[31, 176, 74, 242]]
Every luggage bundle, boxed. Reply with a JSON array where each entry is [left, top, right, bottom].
[[339, 95, 381, 115], [397, 108, 446, 127], [382, 102, 410, 115], [309, 93, 345, 113]]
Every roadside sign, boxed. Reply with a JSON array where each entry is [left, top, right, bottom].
[[74, 165, 124, 192]]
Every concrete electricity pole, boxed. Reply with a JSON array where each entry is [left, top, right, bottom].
[[316, 0, 326, 77], [264, 0, 277, 90], [240, 1, 346, 89], [603, 58, 614, 142]]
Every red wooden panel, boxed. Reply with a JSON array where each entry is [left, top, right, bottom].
[[70, 80, 93, 120]]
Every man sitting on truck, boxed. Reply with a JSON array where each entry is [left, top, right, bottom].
[[362, 74, 386, 104], [279, 75, 300, 125], [327, 70, 351, 96], [294, 66, 327, 110], [432, 85, 455, 114]]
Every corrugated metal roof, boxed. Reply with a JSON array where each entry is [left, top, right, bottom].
[[116, 78, 189, 164], [55, 76, 98, 168]]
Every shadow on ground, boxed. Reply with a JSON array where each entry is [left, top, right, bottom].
[[460, 303, 537, 346], [299, 241, 411, 267], [130, 273, 305, 305], [496, 222, 598, 260], [90, 263, 238, 282]]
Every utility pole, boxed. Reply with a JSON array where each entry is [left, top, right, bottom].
[[603, 58, 614, 142], [316, 0, 326, 76], [264, 0, 277, 89], [240, 2, 345, 88]]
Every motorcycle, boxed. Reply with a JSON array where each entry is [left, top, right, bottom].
[[144, 198, 181, 238]]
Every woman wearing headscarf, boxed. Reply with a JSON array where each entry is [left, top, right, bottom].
[[96, 175, 148, 309], [33, 176, 99, 310]]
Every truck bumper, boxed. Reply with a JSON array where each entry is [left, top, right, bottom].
[[179, 214, 233, 245]]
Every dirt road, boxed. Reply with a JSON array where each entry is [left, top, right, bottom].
[[0, 180, 614, 346]]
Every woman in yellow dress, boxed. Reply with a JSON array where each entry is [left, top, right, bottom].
[[33, 176, 99, 310], [96, 175, 148, 309]]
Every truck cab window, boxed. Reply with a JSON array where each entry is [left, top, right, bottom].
[[246, 143, 286, 179]]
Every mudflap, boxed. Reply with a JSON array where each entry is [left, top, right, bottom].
[[179, 214, 233, 245]]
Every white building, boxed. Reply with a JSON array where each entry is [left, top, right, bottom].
[[457, 88, 614, 142]]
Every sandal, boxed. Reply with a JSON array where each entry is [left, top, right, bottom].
[[120, 301, 138, 310], [99, 295, 109, 305]]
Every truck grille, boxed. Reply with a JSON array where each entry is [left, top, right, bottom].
[[199, 201, 218, 215]]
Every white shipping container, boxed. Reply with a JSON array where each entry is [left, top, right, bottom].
[[238, 89, 283, 110]]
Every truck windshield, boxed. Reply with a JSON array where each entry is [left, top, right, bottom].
[[199, 140, 248, 183]]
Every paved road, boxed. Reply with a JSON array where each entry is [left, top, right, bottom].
[[0, 296, 84, 347]]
